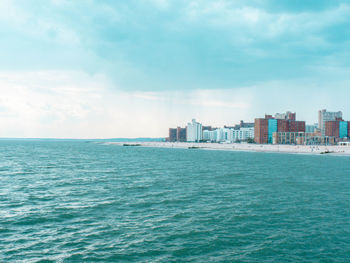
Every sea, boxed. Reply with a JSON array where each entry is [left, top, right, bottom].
[[1, 140, 350, 262]]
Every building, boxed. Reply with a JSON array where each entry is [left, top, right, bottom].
[[255, 112, 305, 144], [168, 128, 177, 142], [225, 120, 254, 130], [306, 124, 318, 133], [203, 130, 211, 141], [176, 127, 187, 142], [318, 109, 343, 136], [215, 128, 227, 142], [239, 120, 255, 128], [167, 127, 187, 142], [325, 120, 350, 139], [202, 126, 213, 131], [275, 111, 296, 121], [254, 118, 269, 144], [273, 132, 304, 145], [231, 127, 254, 142], [272, 132, 336, 145], [186, 119, 203, 142], [203, 129, 217, 142], [202, 126, 255, 143]]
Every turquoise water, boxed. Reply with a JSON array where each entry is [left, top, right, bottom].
[[1, 140, 350, 262]]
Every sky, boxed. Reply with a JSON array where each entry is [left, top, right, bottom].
[[1, 0, 350, 138]]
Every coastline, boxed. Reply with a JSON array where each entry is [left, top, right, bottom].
[[105, 142, 350, 156]]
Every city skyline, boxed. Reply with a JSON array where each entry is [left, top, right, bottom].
[[1, 1, 350, 138], [168, 109, 349, 145]]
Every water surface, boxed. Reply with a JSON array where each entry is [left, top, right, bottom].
[[1, 140, 350, 262]]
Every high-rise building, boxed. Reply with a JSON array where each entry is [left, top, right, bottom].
[[325, 120, 349, 139], [167, 127, 187, 142], [168, 128, 177, 142], [255, 113, 305, 144], [186, 119, 203, 142], [318, 109, 343, 136], [254, 118, 269, 144], [176, 127, 187, 142]]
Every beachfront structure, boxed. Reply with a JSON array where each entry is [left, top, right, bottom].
[[203, 128, 228, 142], [186, 119, 203, 142], [203, 127, 254, 143], [176, 127, 187, 142], [325, 120, 350, 139], [232, 127, 254, 142], [215, 128, 227, 142], [203, 130, 216, 142], [255, 112, 305, 144], [318, 109, 343, 136], [168, 128, 177, 142], [167, 127, 187, 142], [272, 132, 336, 145]]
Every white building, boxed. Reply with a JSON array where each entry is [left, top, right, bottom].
[[318, 109, 343, 136], [203, 130, 210, 141], [215, 128, 230, 142], [203, 127, 254, 143], [210, 130, 217, 141], [186, 119, 203, 142], [232, 127, 254, 142]]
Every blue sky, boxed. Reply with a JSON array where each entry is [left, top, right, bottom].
[[1, 0, 350, 138]]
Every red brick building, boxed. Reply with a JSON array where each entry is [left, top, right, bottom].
[[277, 119, 289, 132], [254, 113, 305, 144], [324, 120, 350, 138], [254, 118, 269, 144], [287, 112, 296, 121], [176, 127, 187, 142], [168, 128, 177, 142], [289, 121, 305, 133], [325, 121, 339, 138], [167, 127, 187, 142]]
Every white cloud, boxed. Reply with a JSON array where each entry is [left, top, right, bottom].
[[0, 71, 256, 138], [182, 1, 350, 40], [0, 70, 349, 138]]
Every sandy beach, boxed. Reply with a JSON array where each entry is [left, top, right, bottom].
[[106, 142, 350, 156]]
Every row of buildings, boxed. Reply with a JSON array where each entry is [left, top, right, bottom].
[[168, 119, 254, 143], [167, 109, 350, 145]]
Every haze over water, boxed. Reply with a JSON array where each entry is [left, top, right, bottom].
[[1, 140, 350, 262]]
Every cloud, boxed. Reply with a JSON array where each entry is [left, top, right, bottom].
[[0, 69, 349, 138], [0, 70, 255, 137], [1, 0, 350, 91], [0, 1, 350, 137]]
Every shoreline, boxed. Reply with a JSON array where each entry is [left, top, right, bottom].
[[105, 142, 350, 156]]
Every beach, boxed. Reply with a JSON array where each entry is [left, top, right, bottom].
[[107, 141, 350, 155]]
